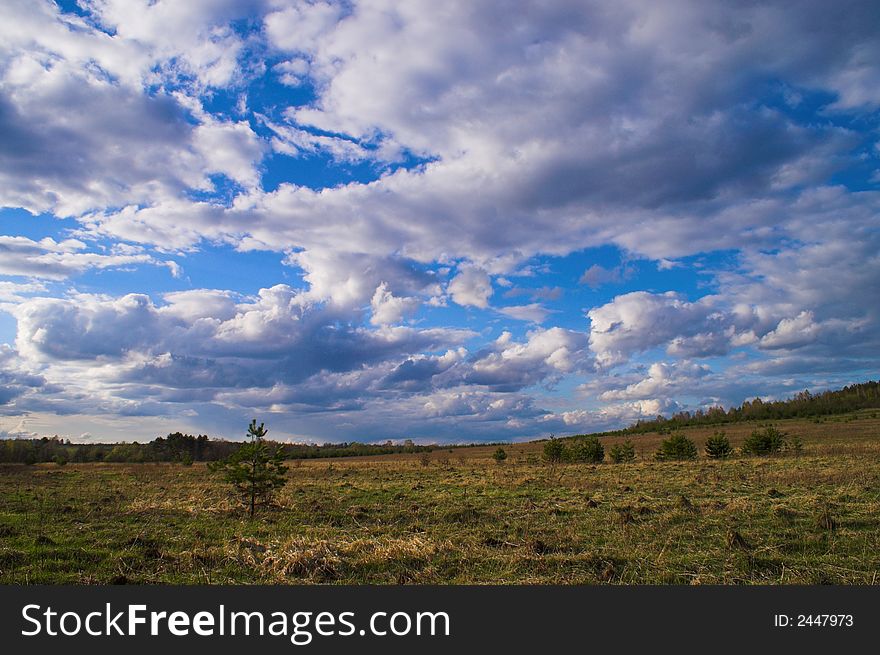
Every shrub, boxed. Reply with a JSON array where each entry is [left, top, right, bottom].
[[492, 447, 508, 464], [568, 437, 604, 463], [741, 426, 786, 455], [419, 453, 431, 467], [704, 431, 732, 459], [655, 433, 697, 461], [53, 454, 68, 467], [609, 440, 636, 463], [181, 454, 194, 467], [543, 439, 566, 463]]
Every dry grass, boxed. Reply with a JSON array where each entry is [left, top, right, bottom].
[[0, 412, 878, 584]]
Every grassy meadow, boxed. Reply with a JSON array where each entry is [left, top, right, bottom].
[[1, 412, 879, 584]]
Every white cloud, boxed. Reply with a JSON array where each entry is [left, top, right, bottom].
[[463, 328, 590, 391], [369, 282, 420, 325], [497, 303, 550, 324], [9, 285, 474, 405], [192, 114, 266, 189], [1, 1, 879, 440], [273, 58, 310, 87], [598, 361, 711, 402], [587, 291, 722, 367], [264, 1, 342, 53], [160, 289, 238, 322], [0, 280, 47, 303], [448, 267, 493, 308], [265, 120, 374, 163], [0, 235, 179, 280]]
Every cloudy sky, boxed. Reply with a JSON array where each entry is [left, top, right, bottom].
[[0, 0, 878, 443]]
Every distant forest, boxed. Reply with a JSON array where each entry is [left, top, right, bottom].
[[0, 432, 433, 465], [607, 380, 880, 436]]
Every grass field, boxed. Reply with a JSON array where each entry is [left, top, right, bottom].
[[1, 412, 879, 584]]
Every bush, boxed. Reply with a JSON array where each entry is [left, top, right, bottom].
[[543, 439, 566, 463], [53, 454, 68, 466], [741, 426, 786, 455], [609, 440, 636, 463], [181, 454, 194, 467], [568, 437, 604, 463], [704, 431, 732, 459], [492, 447, 507, 463], [655, 433, 698, 461]]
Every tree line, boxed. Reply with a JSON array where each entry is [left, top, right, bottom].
[[0, 432, 433, 465], [606, 380, 880, 436]]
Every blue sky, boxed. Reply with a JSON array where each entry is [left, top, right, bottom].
[[0, 1, 878, 443]]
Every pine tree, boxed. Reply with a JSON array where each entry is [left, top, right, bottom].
[[542, 438, 566, 463], [655, 433, 698, 461], [741, 426, 786, 455], [704, 431, 733, 459], [209, 420, 289, 517], [609, 440, 636, 463], [569, 436, 605, 463]]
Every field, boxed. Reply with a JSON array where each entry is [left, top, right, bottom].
[[1, 412, 879, 584]]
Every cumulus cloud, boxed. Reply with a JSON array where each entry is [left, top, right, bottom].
[[370, 283, 420, 325], [448, 267, 493, 308], [598, 361, 712, 402], [1, 0, 878, 440], [587, 291, 724, 367], [9, 285, 474, 406], [0, 344, 46, 408], [0, 1, 267, 216], [462, 328, 590, 391]]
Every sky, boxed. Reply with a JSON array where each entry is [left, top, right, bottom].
[[0, 0, 878, 444]]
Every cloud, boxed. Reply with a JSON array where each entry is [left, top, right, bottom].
[[370, 282, 420, 325], [496, 303, 551, 324], [56, 0, 863, 269], [579, 263, 632, 289], [448, 267, 493, 308], [587, 291, 723, 367], [598, 361, 712, 402], [0, 280, 47, 303], [264, 1, 342, 54], [265, 120, 375, 163], [502, 286, 562, 301], [0, 344, 46, 408], [0, 1, 267, 216], [191, 112, 267, 189], [462, 328, 590, 392], [160, 289, 238, 322], [272, 58, 310, 87], [9, 285, 474, 404], [1, 1, 879, 441], [0, 235, 179, 280]]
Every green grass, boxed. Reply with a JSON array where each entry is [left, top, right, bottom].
[[1, 414, 879, 584]]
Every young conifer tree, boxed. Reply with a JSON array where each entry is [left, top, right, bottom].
[[210, 419, 288, 517]]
